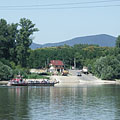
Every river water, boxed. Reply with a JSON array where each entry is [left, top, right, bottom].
[[0, 84, 120, 120]]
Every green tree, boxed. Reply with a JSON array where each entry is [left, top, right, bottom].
[[116, 36, 120, 48], [16, 18, 38, 67], [0, 19, 8, 58], [0, 19, 18, 61], [74, 52, 83, 69], [0, 61, 13, 80], [93, 56, 120, 80]]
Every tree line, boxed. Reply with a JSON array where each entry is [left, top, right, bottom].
[[28, 44, 108, 69]]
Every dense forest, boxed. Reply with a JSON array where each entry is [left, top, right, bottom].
[[28, 43, 120, 80], [0, 18, 120, 80]]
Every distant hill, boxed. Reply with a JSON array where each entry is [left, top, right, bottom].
[[30, 43, 42, 49], [30, 34, 116, 49]]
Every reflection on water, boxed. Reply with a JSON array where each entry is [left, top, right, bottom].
[[0, 84, 120, 120]]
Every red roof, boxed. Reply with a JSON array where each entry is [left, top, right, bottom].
[[50, 60, 64, 66]]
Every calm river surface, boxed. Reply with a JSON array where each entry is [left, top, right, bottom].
[[0, 84, 120, 120]]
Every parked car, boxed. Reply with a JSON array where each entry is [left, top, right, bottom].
[[62, 70, 69, 76], [77, 72, 82, 76], [82, 67, 88, 74]]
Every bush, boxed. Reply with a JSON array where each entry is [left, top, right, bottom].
[[0, 58, 11, 67], [13, 66, 29, 78], [92, 56, 120, 80], [0, 61, 13, 80], [24, 73, 49, 79]]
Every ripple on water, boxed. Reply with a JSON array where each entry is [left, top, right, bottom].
[[0, 85, 120, 120]]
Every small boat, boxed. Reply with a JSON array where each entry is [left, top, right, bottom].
[[8, 75, 57, 86]]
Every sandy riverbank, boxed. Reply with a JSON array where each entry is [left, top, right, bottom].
[[50, 75, 117, 84], [0, 74, 119, 86], [0, 81, 8, 85]]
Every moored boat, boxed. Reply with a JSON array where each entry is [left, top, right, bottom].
[[10, 82, 55, 86], [8, 75, 57, 86]]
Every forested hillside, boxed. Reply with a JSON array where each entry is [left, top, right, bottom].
[[30, 34, 116, 49]]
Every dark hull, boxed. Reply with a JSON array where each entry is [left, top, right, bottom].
[[11, 83, 55, 86]]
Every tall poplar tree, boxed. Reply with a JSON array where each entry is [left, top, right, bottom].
[[16, 18, 38, 67]]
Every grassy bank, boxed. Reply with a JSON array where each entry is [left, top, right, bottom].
[[24, 73, 50, 79]]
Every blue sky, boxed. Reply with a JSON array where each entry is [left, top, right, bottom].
[[0, 0, 120, 44]]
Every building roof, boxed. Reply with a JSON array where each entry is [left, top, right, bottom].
[[50, 60, 64, 66]]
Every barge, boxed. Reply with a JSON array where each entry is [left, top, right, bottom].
[[8, 75, 57, 86]]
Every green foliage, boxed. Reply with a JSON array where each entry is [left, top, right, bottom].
[[10, 61, 16, 69], [0, 19, 18, 61], [0, 18, 38, 68], [24, 73, 49, 79], [92, 56, 120, 80], [28, 45, 108, 69], [13, 66, 29, 78], [0, 58, 11, 67], [0, 61, 13, 80], [28, 46, 74, 69], [16, 18, 38, 67], [116, 36, 120, 48]]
